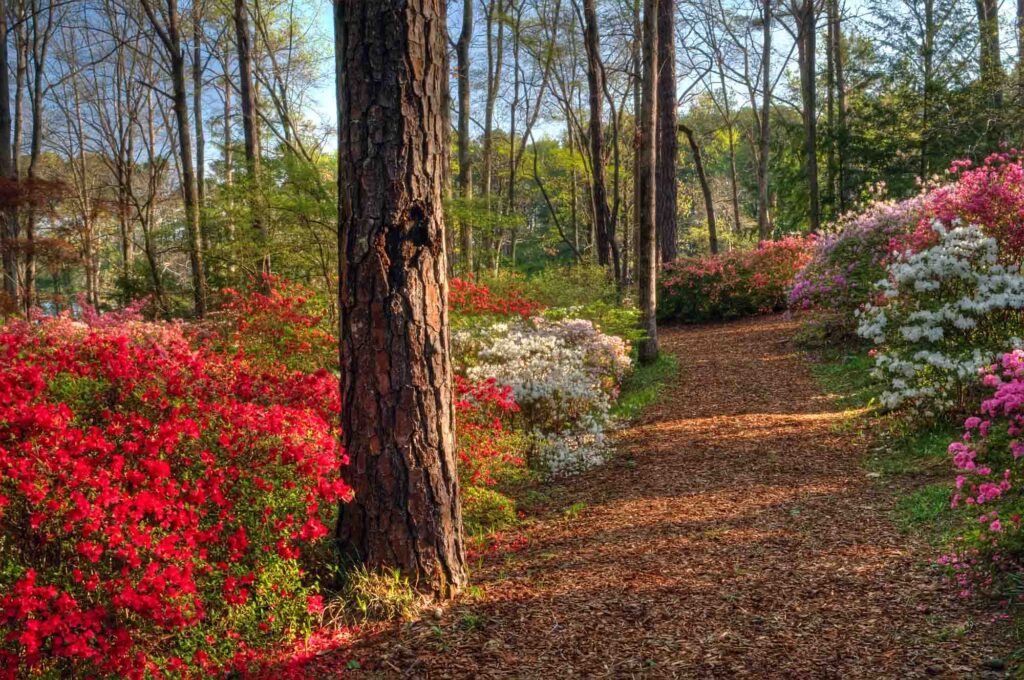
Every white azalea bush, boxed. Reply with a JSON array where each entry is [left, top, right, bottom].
[[856, 222, 1024, 412], [454, 317, 632, 473]]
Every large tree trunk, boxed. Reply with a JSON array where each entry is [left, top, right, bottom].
[[638, 0, 658, 364], [795, 0, 820, 234], [655, 0, 676, 264], [335, 0, 466, 597], [680, 124, 717, 254], [581, 0, 615, 275], [456, 0, 473, 273]]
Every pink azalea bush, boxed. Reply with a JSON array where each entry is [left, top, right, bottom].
[[789, 196, 923, 336], [944, 350, 1024, 597], [659, 237, 813, 323], [908, 152, 1024, 258], [792, 152, 1024, 336]]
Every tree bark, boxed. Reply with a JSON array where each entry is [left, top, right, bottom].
[[335, 0, 466, 596], [139, 0, 207, 316], [655, 0, 677, 264], [679, 123, 717, 254], [0, 0, 17, 308], [234, 0, 266, 272], [638, 0, 658, 364], [581, 0, 614, 274], [456, 0, 473, 273], [756, 0, 772, 240], [794, 0, 820, 234]]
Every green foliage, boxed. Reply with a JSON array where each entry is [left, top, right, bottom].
[[611, 352, 678, 421], [462, 485, 519, 536], [341, 566, 419, 622]]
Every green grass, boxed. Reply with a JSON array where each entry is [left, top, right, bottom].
[[809, 348, 960, 539], [809, 350, 878, 409], [611, 352, 678, 421], [894, 482, 958, 540]]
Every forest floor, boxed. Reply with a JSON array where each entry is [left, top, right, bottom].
[[341, 315, 1015, 678]]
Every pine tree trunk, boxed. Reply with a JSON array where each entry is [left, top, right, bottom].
[[638, 0, 659, 364], [582, 0, 613, 272], [335, 0, 467, 597], [655, 0, 677, 264], [456, 0, 473, 273]]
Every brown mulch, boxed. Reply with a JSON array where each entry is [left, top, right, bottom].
[[343, 315, 1013, 678]]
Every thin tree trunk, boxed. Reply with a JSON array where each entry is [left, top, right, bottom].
[[234, 0, 266, 272], [756, 0, 772, 240], [680, 123, 717, 254], [638, 0, 658, 364], [456, 0, 473, 273], [335, 0, 466, 596], [0, 0, 17, 307], [655, 0, 676, 264], [795, 0, 820, 233], [139, 0, 207, 316]]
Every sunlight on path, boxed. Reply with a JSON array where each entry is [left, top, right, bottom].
[[346, 316, 1009, 678]]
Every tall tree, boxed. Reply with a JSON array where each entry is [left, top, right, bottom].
[[139, 0, 207, 316], [234, 0, 266, 273], [456, 0, 473, 272], [638, 0, 658, 364], [0, 0, 17, 308], [335, 0, 467, 596], [788, 0, 821, 233], [655, 0, 677, 263], [580, 0, 616, 275]]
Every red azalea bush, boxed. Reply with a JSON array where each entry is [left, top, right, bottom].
[[0, 309, 350, 678], [449, 275, 544, 324], [200, 275, 337, 373], [454, 375, 522, 487], [658, 236, 813, 323], [907, 151, 1024, 258]]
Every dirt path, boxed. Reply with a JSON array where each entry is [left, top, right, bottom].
[[349, 316, 1010, 678]]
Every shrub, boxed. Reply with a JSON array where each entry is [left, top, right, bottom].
[[454, 375, 523, 487], [197, 275, 337, 374], [0, 312, 350, 677], [449, 275, 543, 328], [658, 236, 812, 323], [789, 196, 923, 338], [454, 317, 631, 473], [461, 486, 518, 536], [944, 350, 1024, 597], [910, 152, 1024, 259], [856, 223, 1024, 412]]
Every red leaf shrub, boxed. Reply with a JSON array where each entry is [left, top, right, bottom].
[[0, 308, 350, 677], [658, 237, 813, 323], [908, 151, 1024, 258], [449, 275, 544, 321], [454, 375, 522, 486]]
